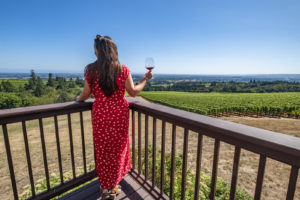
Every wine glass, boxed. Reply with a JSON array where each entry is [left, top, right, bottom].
[[145, 57, 155, 71]]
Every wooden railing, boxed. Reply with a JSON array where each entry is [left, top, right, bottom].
[[1, 98, 299, 200], [127, 97, 300, 200]]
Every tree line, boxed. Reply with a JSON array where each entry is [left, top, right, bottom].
[[144, 80, 300, 93], [0, 70, 84, 109]]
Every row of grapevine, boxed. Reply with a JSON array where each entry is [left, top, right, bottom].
[[140, 92, 300, 118]]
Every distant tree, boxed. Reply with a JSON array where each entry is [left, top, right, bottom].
[[34, 77, 45, 97], [75, 77, 84, 87], [68, 78, 76, 88], [56, 77, 67, 90], [47, 73, 55, 87], [210, 81, 217, 87], [25, 69, 37, 90]]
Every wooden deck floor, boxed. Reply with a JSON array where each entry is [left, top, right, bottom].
[[57, 174, 156, 200]]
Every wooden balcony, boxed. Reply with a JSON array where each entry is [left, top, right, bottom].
[[0, 98, 299, 200]]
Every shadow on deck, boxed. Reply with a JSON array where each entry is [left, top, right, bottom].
[[57, 174, 155, 200]]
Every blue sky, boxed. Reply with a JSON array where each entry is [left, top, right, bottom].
[[0, 0, 299, 74]]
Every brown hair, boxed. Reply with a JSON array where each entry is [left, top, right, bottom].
[[85, 35, 121, 97]]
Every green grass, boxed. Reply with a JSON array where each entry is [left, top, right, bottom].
[[140, 91, 300, 116], [0, 79, 28, 87]]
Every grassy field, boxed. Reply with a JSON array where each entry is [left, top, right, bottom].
[[140, 91, 300, 117], [0, 80, 29, 87]]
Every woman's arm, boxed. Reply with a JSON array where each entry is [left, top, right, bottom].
[[76, 79, 92, 101], [125, 72, 152, 97]]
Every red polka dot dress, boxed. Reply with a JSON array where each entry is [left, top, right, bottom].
[[85, 64, 132, 189]]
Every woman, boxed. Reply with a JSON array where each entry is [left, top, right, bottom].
[[77, 35, 152, 200]]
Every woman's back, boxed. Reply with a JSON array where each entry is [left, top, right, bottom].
[[85, 63, 130, 102]]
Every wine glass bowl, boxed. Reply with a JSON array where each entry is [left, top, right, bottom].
[[145, 57, 155, 71]]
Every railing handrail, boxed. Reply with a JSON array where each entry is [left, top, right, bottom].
[[126, 97, 300, 168], [0, 100, 93, 125]]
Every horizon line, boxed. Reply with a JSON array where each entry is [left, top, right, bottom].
[[1, 72, 300, 76]]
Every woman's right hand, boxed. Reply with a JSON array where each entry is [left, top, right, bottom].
[[145, 71, 152, 80]]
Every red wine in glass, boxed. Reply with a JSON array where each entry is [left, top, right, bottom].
[[146, 66, 154, 71], [145, 57, 155, 71]]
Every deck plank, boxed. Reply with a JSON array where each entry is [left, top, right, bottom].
[[57, 174, 155, 200], [126, 187, 151, 199]]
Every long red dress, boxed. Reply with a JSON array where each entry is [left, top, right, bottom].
[[85, 63, 132, 189]]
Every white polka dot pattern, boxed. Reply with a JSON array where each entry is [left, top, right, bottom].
[[85, 64, 132, 189]]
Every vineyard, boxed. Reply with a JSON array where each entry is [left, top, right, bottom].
[[140, 91, 300, 118]]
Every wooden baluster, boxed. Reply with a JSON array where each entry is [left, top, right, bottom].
[[160, 120, 166, 194], [131, 110, 136, 169], [80, 111, 87, 174], [194, 133, 203, 200], [2, 124, 18, 199], [54, 115, 64, 183], [145, 114, 149, 179], [22, 121, 35, 197], [152, 117, 157, 187], [170, 124, 177, 200], [286, 166, 299, 200], [138, 112, 142, 174], [254, 155, 266, 200], [209, 139, 220, 200], [39, 118, 50, 190], [67, 113, 76, 179], [230, 147, 241, 200], [181, 128, 189, 200]]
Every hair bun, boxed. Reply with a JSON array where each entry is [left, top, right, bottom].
[[96, 34, 101, 39]]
